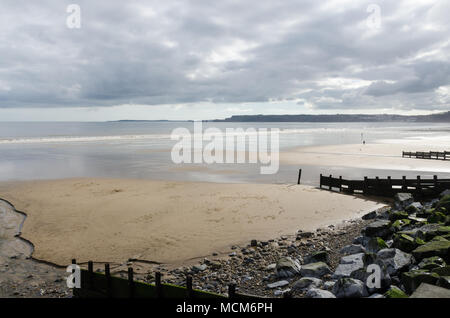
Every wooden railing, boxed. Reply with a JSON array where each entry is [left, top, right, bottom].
[[71, 260, 260, 299], [319, 174, 450, 197], [402, 151, 450, 160]]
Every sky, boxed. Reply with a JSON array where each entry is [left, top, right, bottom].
[[0, 0, 449, 121]]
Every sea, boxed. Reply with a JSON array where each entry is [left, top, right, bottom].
[[1, 121, 450, 185]]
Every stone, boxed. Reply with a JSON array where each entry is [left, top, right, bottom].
[[266, 263, 276, 271], [368, 293, 385, 298], [363, 220, 392, 239], [366, 237, 388, 253], [340, 244, 365, 255], [401, 270, 440, 294], [275, 257, 302, 278], [412, 240, 450, 263], [406, 202, 423, 214], [332, 253, 365, 279], [300, 262, 331, 278], [353, 235, 370, 246], [391, 219, 412, 232], [394, 193, 414, 209], [332, 278, 368, 298], [431, 266, 450, 276], [389, 211, 409, 221], [392, 233, 422, 253], [436, 194, 450, 214], [192, 264, 207, 272], [292, 277, 322, 291], [303, 250, 330, 264], [267, 280, 289, 289], [305, 288, 336, 298], [323, 281, 335, 290], [440, 190, 450, 198], [273, 288, 291, 297], [384, 285, 408, 298], [437, 276, 450, 289], [410, 283, 450, 298], [428, 211, 447, 224], [376, 248, 412, 275], [350, 266, 391, 293], [250, 240, 257, 247], [418, 256, 446, 271], [297, 231, 313, 239], [362, 211, 377, 220]]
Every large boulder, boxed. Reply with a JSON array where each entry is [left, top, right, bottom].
[[437, 276, 450, 289], [412, 240, 450, 263], [300, 262, 331, 278], [406, 202, 423, 214], [275, 257, 302, 278], [436, 194, 450, 214], [392, 233, 424, 253], [332, 253, 365, 279], [431, 266, 450, 276], [340, 244, 365, 255], [350, 266, 391, 294], [401, 270, 440, 294], [410, 283, 450, 298], [292, 277, 322, 291], [394, 193, 414, 209], [332, 278, 368, 298], [305, 288, 336, 298], [384, 285, 408, 298], [418, 256, 446, 271], [389, 211, 409, 221], [303, 250, 329, 264], [363, 220, 392, 239], [365, 237, 388, 253], [376, 248, 412, 275]]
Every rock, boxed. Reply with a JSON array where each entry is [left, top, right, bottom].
[[340, 244, 366, 255], [305, 288, 336, 298], [350, 266, 391, 293], [250, 240, 257, 247], [266, 263, 276, 271], [332, 253, 365, 279], [292, 277, 322, 291], [389, 211, 409, 221], [431, 266, 450, 276], [394, 193, 414, 209], [368, 293, 385, 298], [410, 283, 450, 298], [267, 280, 289, 289], [192, 264, 207, 272], [376, 248, 412, 275], [275, 257, 302, 278], [436, 194, 450, 213], [362, 211, 377, 220], [406, 202, 423, 214], [300, 262, 331, 278], [366, 237, 388, 253], [297, 231, 313, 239], [412, 240, 450, 263], [353, 236, 370, 246], [303, 250, 329, 264], [391, 219, 412, 232], [332, 278, 368, 298], [273, 288, 291, 297], [437, 276, 450, 289], [440, 190, 450, 198], [401, 270, 440, 294], [384, 285, 408, 298], [392, 233, 423, 253], [428, 211, 447, 224], [323, 281, 335, 290], [418, 256, 446, 271], [408, 215, 428, 224], [363, 220, 392, 239]]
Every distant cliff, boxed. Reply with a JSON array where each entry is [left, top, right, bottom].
[[207, 111, 450, 122]]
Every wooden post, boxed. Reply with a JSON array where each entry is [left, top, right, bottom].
[[329, 175, 332, 190], [105, 263, 112, 298], [434, 175, 438, 191], [155, 272, 163, 298], [319, 174, 322, 189], [88, 261, 94, 289], [402, 151, 405, 157], [363, 176, 368, 194], [402, 176, 407, 191], [387, 176, 392, 196], [297, 169, 302, 185], [339, 176, 342, 192], [228, 284, 236, 299], [417, 176, 422, 192], [128, 267, 134, 298], [186, 276, 193, 298]]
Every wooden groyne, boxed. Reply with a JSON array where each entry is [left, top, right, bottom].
[[319, 174, 450, 197], [402, 151, 450, 160], [71, 260, 259, 299]]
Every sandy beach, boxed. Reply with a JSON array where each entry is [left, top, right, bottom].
[[281, 142, 450, 173], [0, 178, 384, 266]]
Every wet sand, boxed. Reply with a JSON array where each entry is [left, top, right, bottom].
[[0, 179, 384, 266]]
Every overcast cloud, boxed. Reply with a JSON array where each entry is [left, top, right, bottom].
[[0, 0, 449, 120]]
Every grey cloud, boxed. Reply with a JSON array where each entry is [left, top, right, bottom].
[[0, 0, 449, 112]]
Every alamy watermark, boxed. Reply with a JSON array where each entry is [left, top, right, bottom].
[[170, 122, 279, 174], [66, 4, 81, 29], [366, 4, 381, 29]]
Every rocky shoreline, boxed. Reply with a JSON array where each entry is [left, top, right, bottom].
[[2, 190, 450, 298]]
